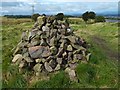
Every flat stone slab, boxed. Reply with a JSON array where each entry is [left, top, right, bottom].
[[28, 46, 50, 59]]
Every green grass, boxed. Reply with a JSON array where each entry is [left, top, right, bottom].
[[32, 71, 70, 88], [1, 17, 118, 88]]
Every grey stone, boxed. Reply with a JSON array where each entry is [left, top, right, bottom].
[[28, 46, 50, 59], [60, 29, 66, 35], [69, 63, 78, 70], [49, 59, 57, 69], [68, 52, 73, 61], [66, 28, 73, 35], [67, 45, 73, 51], [64, 36, 76, 44], [71, 44, 81, 49], [56, 48, 64, 57], [24, 56, 33, 62], [50, 46, 57, 55], [30, 40, 40, 46], [61, 24, 66, 29], [12, 54, 23, 63], [65, 67, 71, 73], [54, 64, 60, 71], [40, 39, 47, 46], [35, 59, 42, 63], [68, 70, 76, 81], [41, 58, 46, 63], [46, 56, 54, 61], [19, 61, 26, 68], [86, 53, 91, 61], [28, 29, 39, 39], [73, 54, 83, 60], [42, 26, 49, 32], [49, 36, 55, 46], [33, 64, 42, 72], [63, 52, 67, 58], [41, 32, 47, 39], [56, 58, 62, 64], [65, 68, 77, 81], [44, 62, 53, 72]]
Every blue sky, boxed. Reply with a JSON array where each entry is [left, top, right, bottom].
[[1, 0, 119, 15]]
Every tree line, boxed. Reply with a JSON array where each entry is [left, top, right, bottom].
[[31, 11, 106, 23], [4, 11, 106, 23]]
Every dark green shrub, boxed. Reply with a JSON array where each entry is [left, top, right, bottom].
[[31, 13, 40, 22], [82, 11, 96, 23], [82, 11, 89, 23], [95, 16, 106, 22], [56, 13, 64, 21]]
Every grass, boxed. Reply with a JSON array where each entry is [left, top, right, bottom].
[[31, 71, 70, 88], [1, 17, 118, 88]]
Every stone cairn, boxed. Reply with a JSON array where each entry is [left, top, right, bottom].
[[12, 15, 91, 81]]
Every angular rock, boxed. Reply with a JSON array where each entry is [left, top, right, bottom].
[[42, 26, 49, 32], [69, 63, 78, 70], [65, 67, 71, 73], [86, 53, 91, 61], [60, 29, 66, 35], [40, 39, 47, 46], [56, 48, 64, 57], [50, 46, 57, 55], [19, 61, 26, 68], [12, 54, 23, 63], [28, 46, 50, 59], [64, 36, 76, 44], [46, 56, 54, 61], [56, 58, 62, 64], [35, 59, 42, 63], [33, 64, 42, 72], [49, 36, 55, 46], [73, 54, 83, 60], [54, 64, 60, 71], [65, 68, 77, 81], [67, 45, 73, 51], [41, 58, 46, 63], [68, 52, 73, 61], [44, 62, 53, 72], [68, 70, 77, 81], [49, 60, 57, 69], [41, 32, 47, 39], [24, 57, 33, 63], [63, 52, 67, 58]]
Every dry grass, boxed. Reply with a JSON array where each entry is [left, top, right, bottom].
[[1, 17, 32, 25]]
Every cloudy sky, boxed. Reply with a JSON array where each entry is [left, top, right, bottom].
[[1, 0, 119, 15]]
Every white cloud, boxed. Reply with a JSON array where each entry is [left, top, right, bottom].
[[2, 0, 33, 2], [48, 0, 119, 2]]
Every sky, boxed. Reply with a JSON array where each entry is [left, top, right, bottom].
[[1, 0, 119, 15]]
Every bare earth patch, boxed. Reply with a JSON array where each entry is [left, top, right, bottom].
[[91, 36, 118, 60]]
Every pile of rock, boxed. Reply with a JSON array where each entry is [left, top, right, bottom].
[[12, 15, 91, 81]]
